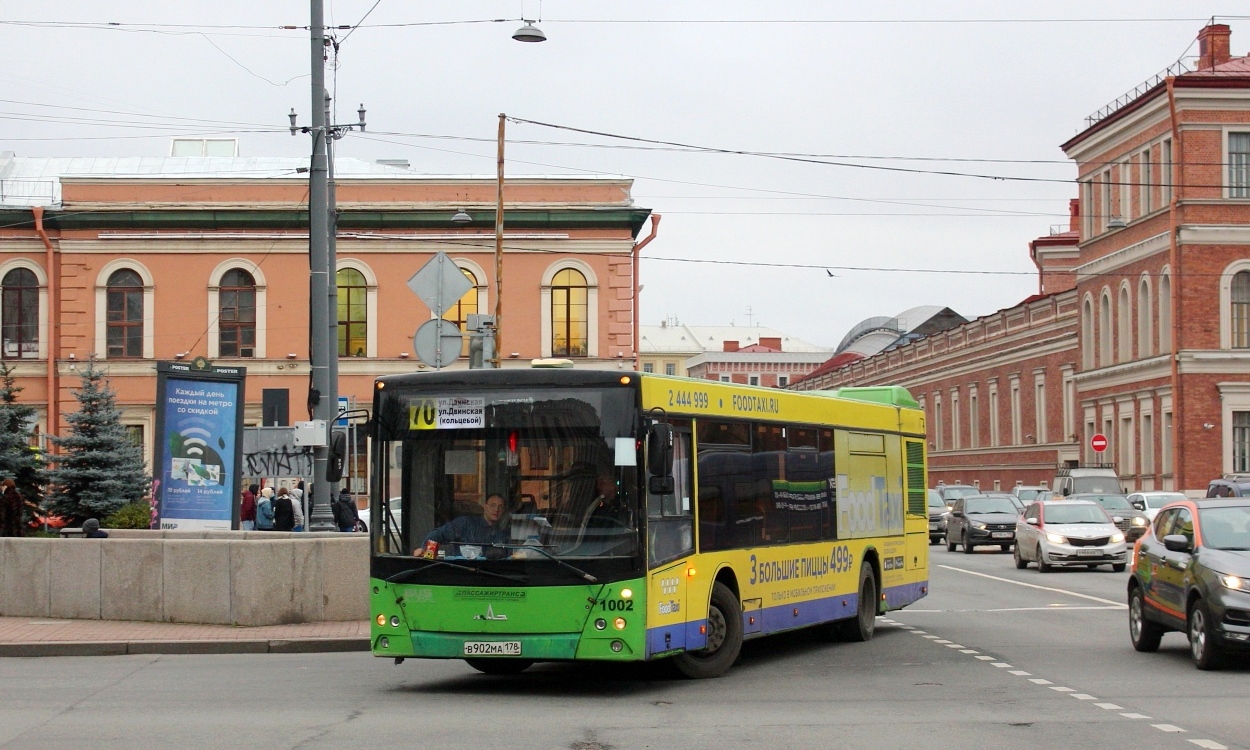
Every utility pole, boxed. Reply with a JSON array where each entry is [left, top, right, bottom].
[[307, 0, 333, 526], [493, 113, 505, 368]]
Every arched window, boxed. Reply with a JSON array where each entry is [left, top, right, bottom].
[[1117, 284, 1132, 362], [442, 268, 480, 356], [1081, 297, 1094, 369], [218, 268, 256, 358], [1233, 271, 1250, 349], [1137, 276, 1153, 358], [106, 269, 144, 358], [337, 268, 367, 357], [550, 268, 588, 357], [1099, 290, 1113, 368], [1, 268, 39, 359], [1159, 272, 1172, 353]]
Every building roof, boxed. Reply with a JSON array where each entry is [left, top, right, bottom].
[[639, 323, 830, 355], [0, 154, 630, 207]]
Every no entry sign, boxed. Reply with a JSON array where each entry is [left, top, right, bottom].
[[1090, 433, 1108, 453]]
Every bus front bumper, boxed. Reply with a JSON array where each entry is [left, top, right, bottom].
[[373, 630, 641, 661]]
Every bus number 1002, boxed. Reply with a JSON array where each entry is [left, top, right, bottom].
[[668, 390, 708, 409]]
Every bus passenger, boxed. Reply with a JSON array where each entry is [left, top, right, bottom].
[[418, 494, 509, 556]]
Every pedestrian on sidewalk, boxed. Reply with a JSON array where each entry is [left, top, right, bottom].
[[240, 484, 257, 530], [255, 487, 276, 531], [333, 487, 361, 532], [1, 478, 24, 537], [81, 518, 109, 538], [289, 486, 305, 532], [272, 487, 296, 532]]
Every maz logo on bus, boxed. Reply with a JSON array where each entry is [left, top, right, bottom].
[[749, 545, 854, 586], [667, 390, 709, 409]]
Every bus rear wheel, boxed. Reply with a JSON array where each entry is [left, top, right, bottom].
[[465, 658, 534, 675], [837, 563, 879, 642], [673, 582, 743, 679]]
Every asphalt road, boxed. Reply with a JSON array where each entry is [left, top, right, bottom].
[[1, 545, 1247, 750]]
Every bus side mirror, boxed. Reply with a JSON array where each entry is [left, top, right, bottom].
[[326, 430, 347, 483], [647, 423, 675, 495]]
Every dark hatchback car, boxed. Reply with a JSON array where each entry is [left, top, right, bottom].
[[945, 494, 1020, 554], [1128, 498, 1250, 669], [1070, 493, 1151, 542]]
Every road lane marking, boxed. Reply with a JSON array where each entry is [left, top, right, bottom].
[[1121, 713, 1152, 719], [1071, 694, 1097, 700], [1095, 703, 1124, 710], [937, 565, 1127, 608], [991, 662, 1013, 668], [911, 630, 927, 634], [1049, 687, 1075, 692], [1029, 678, 1053, 685], [974, 655, 995, 660], [945, 644, 965, 648], [1153, 725, 1186, 733], [984, 606, 1122, 612], [923, 635, 940, 639], [1189, 740, 1228, 749], [960, 649, 978, 654], [1009, 670, 1032, 676], [933, 639, 952, 644]]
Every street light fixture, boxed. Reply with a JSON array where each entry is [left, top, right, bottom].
[[512, 21, 546, 43], [451, 208, 473, 225]]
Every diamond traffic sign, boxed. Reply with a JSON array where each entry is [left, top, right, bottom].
[[407, 251, 472, 318]]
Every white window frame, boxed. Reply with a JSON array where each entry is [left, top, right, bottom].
[[1137, 274, 1153, 358], [1081, 295, 1095, 369], [0, 258, 49, 360], [540, 259, 598, 359], [336, 257, 379, 358], [933, 393, 943, 451], [1161, 139, 1172, 205], [950, 388, 961, 450], [1140, 146, 1153, 215], [1034, 371, 1047, 445], [1139, 397, 1155, 476], [1099, 289, 1113, 367], [1009, 376, 1022, 446], [777, 374, 788, 387], [988, 382, 999, 447], [1119, 160, 1131, 223], [1118, 282, 1132, 363], [1225, 128, 1250, 199], [1219, 259, 1250, 349], [95, 259, 156, 360], [968, 386, 979, 448], [207, 258, 267, 359], [718, 374, 730, 382]]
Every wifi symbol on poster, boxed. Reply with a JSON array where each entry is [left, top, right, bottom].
[[181, 427, 210, 458]]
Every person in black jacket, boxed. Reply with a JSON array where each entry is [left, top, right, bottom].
[[272, 487, 296, 532], [334, 487, 361, 532]]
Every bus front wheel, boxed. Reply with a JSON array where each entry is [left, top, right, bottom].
[[673, 582, 743, 679], [465, 658, 534, 675]]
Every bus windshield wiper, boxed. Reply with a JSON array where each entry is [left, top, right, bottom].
[[387, 559, 526, 584], [492, 543, 598, 583]]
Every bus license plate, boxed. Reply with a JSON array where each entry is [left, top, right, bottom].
[[991, 532, 1012, 539], [464, 641, 521, 656], [1076, 549, 1102, 557]]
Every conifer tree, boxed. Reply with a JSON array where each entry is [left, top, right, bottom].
[[47, 358, 150, 520], [0, 363, 46, 518]]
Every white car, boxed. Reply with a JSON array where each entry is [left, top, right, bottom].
[[1126, 491, 1187, 521], [1013, 499, 1128, 572]]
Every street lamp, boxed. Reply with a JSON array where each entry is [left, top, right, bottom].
[[512, 21, 546, 43], [451, 208, 473, 225]]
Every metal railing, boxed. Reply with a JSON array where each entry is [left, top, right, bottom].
[[1084, 58, 1194, 130]]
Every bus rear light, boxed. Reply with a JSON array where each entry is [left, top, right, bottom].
[[699, 625, 707, 635], [614, 617, 627, 630], [376, 614, 386, 626]]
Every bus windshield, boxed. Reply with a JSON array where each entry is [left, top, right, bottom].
[[374, 386, 640, 562]]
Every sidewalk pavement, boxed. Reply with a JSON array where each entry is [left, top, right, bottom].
[[0, 616, 371, 657]]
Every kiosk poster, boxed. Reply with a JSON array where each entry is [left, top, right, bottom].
[[153, 360, 246, 530]]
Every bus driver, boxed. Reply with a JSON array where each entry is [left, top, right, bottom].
[[417, 493, 509, 556]]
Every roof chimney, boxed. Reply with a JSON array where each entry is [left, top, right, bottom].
[[1069, 198, 1080, 233], [759, 337, 782, 351], [1198, 24, 1232, 70], [723, 340, 739, 352]]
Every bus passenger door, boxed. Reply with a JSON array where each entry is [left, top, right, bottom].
[[645, 427, 694, 658]]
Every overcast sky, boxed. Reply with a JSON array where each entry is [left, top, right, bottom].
[[2, 2, 1244, 348]]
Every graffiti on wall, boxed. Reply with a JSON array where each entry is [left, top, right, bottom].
[[242, 427, 313, 478]]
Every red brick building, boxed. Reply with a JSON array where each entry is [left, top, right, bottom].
[[798, 24, 1250, 495]]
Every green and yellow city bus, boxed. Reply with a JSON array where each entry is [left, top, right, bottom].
[[370, 367, 929, 677]]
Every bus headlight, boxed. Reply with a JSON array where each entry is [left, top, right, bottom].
[[376, 614, 386, 626], [614, 617, 627, 630], [620, 588, 633, 599]]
